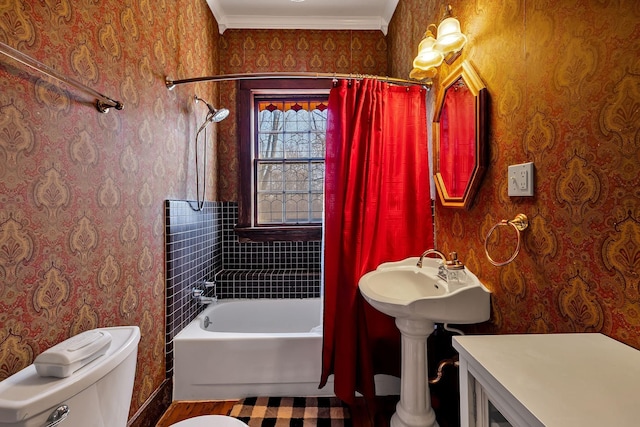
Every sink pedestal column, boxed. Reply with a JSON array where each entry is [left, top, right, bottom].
[[391, 318, 439, 427]]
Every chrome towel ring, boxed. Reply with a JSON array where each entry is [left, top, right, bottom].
[[484, 214, 528, 266]]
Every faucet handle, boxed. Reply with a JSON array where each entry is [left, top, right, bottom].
[[446, 252, 465, 270]]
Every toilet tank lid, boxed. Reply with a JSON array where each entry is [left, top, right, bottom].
[[0, 326, 140, 424], [34, 329, 113, 378]]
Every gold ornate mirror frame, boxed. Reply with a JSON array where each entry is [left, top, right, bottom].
[[433, 60, 487, 209]]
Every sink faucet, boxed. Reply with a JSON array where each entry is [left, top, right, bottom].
[[416, 249, 447, 268], [417, 249, 466, 282], [417, 249, 448, 281]]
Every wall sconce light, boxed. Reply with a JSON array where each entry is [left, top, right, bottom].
[[410, 5, 467, 81]]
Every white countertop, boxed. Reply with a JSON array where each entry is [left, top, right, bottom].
[[453, 333, 640, 427]]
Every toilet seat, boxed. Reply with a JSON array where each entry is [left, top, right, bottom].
[[170, 415, 248, 427]]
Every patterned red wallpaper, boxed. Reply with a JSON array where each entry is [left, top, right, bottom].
[[388, 0, 640, 350], [0, 0, 219, 417], [3, 0, 639, 420]]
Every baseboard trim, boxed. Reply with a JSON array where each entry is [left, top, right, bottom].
[[128, 378, 172, 427]]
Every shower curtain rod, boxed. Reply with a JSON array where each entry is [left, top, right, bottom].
[[165, 72, 430, 89], [0, 41, 124, 113]]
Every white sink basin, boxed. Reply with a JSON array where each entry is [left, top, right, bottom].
[[359, 256, 491, 324], [359, 255, 491, 427]]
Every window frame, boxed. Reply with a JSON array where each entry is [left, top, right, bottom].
[[236, 79, 333, 242]]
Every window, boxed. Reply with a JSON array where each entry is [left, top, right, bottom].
[[255, 96, 327, 225], [237, 79, 332, 242]]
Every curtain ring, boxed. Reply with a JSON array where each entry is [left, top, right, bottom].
[[484, 214, 528, 266]]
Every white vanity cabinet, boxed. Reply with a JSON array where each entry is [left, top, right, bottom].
[[452, 333, 640, 427]]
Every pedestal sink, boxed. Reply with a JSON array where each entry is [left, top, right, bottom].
[[359, 256, 490, 427]]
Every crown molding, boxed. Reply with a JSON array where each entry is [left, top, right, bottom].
[[207, 0, 397, 35]]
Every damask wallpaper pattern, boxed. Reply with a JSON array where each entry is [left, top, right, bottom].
[[0, 0, 219, 417], [2, 0, 639, 421], [388, 0, 640, 349], [0, 2, 390, 418]]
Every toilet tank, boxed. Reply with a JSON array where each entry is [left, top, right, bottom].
[[0, 326, 140, 427]]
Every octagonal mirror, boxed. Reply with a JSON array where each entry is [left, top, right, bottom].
[[433, 60, 487, 209]]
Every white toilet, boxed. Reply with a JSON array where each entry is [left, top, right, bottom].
[[0, 326, 140, 427], [170, 415, 248, 427]]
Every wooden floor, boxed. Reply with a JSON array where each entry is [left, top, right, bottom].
[[155, 396, 400, 427]]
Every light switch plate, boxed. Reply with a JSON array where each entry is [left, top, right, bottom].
[[508, 162, 534, 196]]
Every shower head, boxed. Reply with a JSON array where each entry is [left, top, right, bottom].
[[194, 95, 229, 123], [209, 107, 229, 123]]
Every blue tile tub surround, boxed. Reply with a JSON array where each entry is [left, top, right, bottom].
[[165, 200, 321, 378], [165, 200, 221, 378]]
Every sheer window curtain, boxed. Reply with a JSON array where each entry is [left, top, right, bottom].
[[320, 79, 434, 406]]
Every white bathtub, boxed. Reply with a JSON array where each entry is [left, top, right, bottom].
[[172, 298, 334, 400], [172, 298, 400, 400]]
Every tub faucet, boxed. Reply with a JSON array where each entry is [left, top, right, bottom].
[[192, 284, 217, 305]]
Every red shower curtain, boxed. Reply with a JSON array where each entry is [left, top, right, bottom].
[[320, 79, 434, 404]]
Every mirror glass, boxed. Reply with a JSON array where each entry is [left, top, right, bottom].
[[433, 60, 487, 209]]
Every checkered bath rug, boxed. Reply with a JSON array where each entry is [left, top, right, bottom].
[[229, 396, 352, 427]]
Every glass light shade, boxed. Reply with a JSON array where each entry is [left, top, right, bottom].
[[434, 17, 467, 53], [410, 67, 437, 80], [412, 35, 444, 70]]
